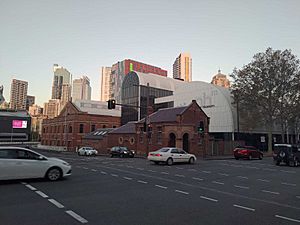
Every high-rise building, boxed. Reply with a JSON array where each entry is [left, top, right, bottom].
[[100, 67, 111, 102], [26, 95, 35, 110], [43, 99, 61, 119], [72, 76, 91, 101], [51, 64, 72, 100], [29, 104, 43, 116], [211, 69, 230, 88], [173, 53, 192, 82], [10, 79, 28, 110], [110, 59, 168, 103], [0, 85, 5, 105]]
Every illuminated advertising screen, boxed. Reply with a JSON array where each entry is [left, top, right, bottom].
[[12, 120, 28, 129]]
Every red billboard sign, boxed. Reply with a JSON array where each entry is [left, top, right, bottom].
[[12, 120, 27, 129]]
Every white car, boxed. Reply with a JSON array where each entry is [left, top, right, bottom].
[[0, 147, 71, 181], [148, 147, 197, 165], [77, 147, 98, 156]]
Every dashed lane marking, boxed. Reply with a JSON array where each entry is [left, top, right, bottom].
[[200, 196, 218, 202], [82, 167, 89, 170], [123, 177, 133, 180], [212, 181, 224, 185], [155, 185, 168, 189], [175, 174, 185, 177], [137, 168, 144, 170], [35, 191, 48, 198], [233, 204, 255, 212], [111, 174, 119, 177], [25, 184, 37, 191], [275, 215, 300, 223], [218, 173, 229, 176], [281, 182, 296, 187], [257, 179, 270, 182], [175, 190, 189, 195], [192, 177, 204, 181], [234, 185, 249, 189], [100, 171, 107, 174], [237, 176, 248, 179], [91, 169, 97, 172], [161, 172, 169, 175], [126, 166, 134, 168], [262, 190, 280, 195], [48, 199, 65, 208], [65, 210, 88, 224], [188, 169, 197, 172], [138, 180, 148, 184], [263, 168, 276, 172], [148, 170, 156, 172], [201, 171, 211, 174], [296, 196, 300, 199]]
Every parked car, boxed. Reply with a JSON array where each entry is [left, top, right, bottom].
[[77, 147, 98, 156], [273, 144, 300, 166], [110, 146, 135, 158], [0, 147, 71, 181], [233, 146, 263, 160], [147, 147, 196, 165]]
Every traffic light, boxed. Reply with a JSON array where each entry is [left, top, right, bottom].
[[107, 99, 116, 109], [198, 121, 204, 133]]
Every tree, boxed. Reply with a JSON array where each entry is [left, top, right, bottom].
[[230, 48, 300, 153]]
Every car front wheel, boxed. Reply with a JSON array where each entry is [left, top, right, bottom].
[[189, 157, 195, 164], [46, 167, 62, 181]]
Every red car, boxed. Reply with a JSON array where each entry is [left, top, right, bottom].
[[233, 146, 263, 160]]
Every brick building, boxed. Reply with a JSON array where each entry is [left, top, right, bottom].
[[41, 101, 121, 151], [82, 100, 210, 157]]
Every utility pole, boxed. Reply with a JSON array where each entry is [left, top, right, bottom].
[[146, 83, 150, 155]]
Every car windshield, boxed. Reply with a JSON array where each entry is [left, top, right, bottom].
[[120, 147, 128, 151], [274, 146, 291, 154], [158, 148, 170, 152]]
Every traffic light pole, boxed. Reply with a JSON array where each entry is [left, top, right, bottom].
[[146, 83, 150, 156]]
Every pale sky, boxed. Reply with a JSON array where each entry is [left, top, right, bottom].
[[1, 0, 299, 105]]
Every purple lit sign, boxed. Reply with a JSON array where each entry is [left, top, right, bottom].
[[12, 120, 27, 129]]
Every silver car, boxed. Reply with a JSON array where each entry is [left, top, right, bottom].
[[0, 147, 71, 181], [77, 147, 98, 156]]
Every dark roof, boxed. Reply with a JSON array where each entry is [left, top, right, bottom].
[[110, 122, 136, 134], [138, 106, 187, 123], [83, 128, 114, 140]]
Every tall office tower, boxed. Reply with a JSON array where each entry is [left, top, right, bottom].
[[211, 69, 230, 88], [110, 59, 168, 103], [61, 84, 72, 104], [72, 76, 91, 101], [26, 95, 35, 110], [0, 85, 5, 105], [173, 53, 192, 82], [100, 67, 111, 101], [10, 79, 28, 110], [51, 64, 72, 100]]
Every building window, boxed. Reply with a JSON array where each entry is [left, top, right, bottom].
[[130, 137, 135, 145], [79, 124, 84, 133], [157, 126, 162, 144], [91, 124, 96, 132]]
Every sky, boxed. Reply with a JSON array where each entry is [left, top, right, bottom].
[[1, 0, 300, 105]]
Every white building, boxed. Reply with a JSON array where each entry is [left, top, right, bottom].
[[72, 76, 91, 101], [173, 53, 192, 82]]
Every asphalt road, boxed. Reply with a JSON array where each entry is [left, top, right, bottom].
[[1, 150, 300, 225]]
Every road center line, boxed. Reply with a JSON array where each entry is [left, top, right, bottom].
[[137, 168, 144, 170], [262, 190, 280, 195], [65, 210, 88, 224], [35, 191, 48, 198], [192, 177, 204, 181], [123, 177, 133, 180], [175, 190, 189, 195], [161, 172, 169, 175], [138, 180, 148, 184], [202, 170, 211, 174], [237, 176, 248, 179], [111, 174, 118, 177], [148, 170, 156, 172], [212, 181, 224, 185], [155, 185, 168, 189], [175, 174, 185, 177], [218, 173, 229, 176], [281, 182, 296, 187], [234, 185, 249, 189], [100, 171, 107, 174], [257, 179, 270, 182], [275, 215, 300, 223], [25, 184, 37, 191], [48, 199, 65, 208], [91, 169, 97, 172], [200, 196, 218, 202], [233, 204, 255, 212]]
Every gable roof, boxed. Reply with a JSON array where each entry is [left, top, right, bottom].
[[110, 121, 136, 134], [147, 106, 187, 123], [83, 128, 114, 140]]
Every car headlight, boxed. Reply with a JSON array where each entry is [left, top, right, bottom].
[[124, 151, 128, 154]]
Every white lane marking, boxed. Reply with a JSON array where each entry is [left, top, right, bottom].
[[262, 190, 280, 195], [280, 170, 296, 174], [175, 190, 189, 195], [212, 181, 224, 185], [123, 177, 133, 180], [48, 199, 65, 208], [100, 171, 107, 174], [111, 174, 118, 177], [234, 185, 249, 189], [21, 182, 27, 185], [91, 169, 97, 172], [138, 180, 148, 184], [65, 210, 88, 224], [237, 176, 248, 179], [137, 168, 144, 170], [202, 170, 211, 174], [175, 174, 185, 177], [296, 196, 300, 199], [35, 191, 48, 198], [25, 184, 37, 191], [275, 215, 300, 223], [155, 185, 168, 189], [281, 182, 296, 187], [176, 167, 183, 170], [263, 168, 276, 171], [148, 170, 156, 172], [233, 204, 255, 212], [192, 177, 204, 181], [82, 167, 89, 170], [161, 172, 169, 175], [200, 196, 218, 202], [257, 179, 270, 182], [188, 169, 197, 172], [218, 173, 229, 176]]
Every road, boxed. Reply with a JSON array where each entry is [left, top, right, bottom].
[[1, 150, 300, 225]]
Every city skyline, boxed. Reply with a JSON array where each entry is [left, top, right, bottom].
[[1, 0, 300, 105]]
